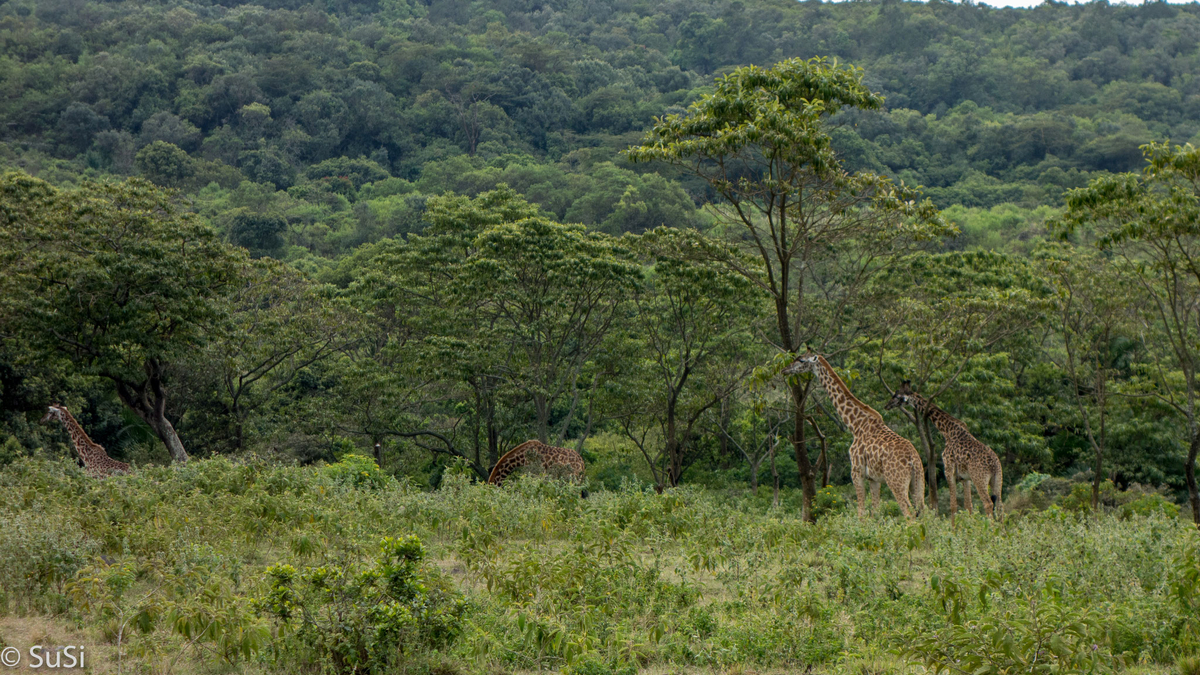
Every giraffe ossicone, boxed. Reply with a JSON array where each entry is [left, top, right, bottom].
[[885, 381, 1003, 520], [487, 440, 585, 487], [40, 404, 131, 478], [782, 351, 925, 519]]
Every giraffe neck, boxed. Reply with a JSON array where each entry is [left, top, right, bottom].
[[56, 408, 99, 464], [910, 394, 964, 436], [810, 356, 881, 435]]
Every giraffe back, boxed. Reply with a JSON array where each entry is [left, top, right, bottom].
[[488, 440, 585, 485]]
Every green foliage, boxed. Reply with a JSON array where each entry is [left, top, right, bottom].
[[0, 173, 249, 461], [1120, 493, 1180, 520], [902, 574, 1123, 674], [324, 453, 391, 491], [135, 141, 195, 188], [0, 436, 22, 467], [1059, 481, 1118, 513], [1018, 472, 1052, 492], [812, 486, 847, 519], [262, 536, 464, 674], [0, 457, 1194, 672]]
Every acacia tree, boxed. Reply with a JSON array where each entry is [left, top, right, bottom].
[[466, 212, 639, 446], [865, 251, 1046, 510], [184, 260, 362, 452], [616, 227, 763, 489], [627, 57, 948, 521], [1038, 244, 1137, 510], [0, 173, 246, 463], [1055, 141, 1200, 524]]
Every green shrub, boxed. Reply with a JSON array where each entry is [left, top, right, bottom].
[[324, 453, 391, 490], [901, 575, 1123, 673], [0, 512, 98, 612], [1016, 471, 1051, 492], [813, 485, 847, 519], [0, 435, 22, 466], [1119, 493, 1180, 519], [262, 536, 465, 674]]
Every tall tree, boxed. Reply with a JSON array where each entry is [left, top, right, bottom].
[[617, 227, 763, 489], [183, 260, 362, 452], [1038, 243, 1137, 510], [627, 57, 949, 521], [1055, 141, 1200, 525], [466, 212, 638, 445], [0, 173, 246, 463]]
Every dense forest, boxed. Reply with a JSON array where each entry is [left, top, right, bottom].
[[2, 0, 1200, 524]]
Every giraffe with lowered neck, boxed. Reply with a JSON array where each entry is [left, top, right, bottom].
[[487, 440, 585, 486], [886, 381, 1003, 520], [40, 404, 130, 478], [783, 351, 925, 519]]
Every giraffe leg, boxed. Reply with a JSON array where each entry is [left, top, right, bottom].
[[910, 461, 925, 516], [851, 465, 867, 518], [886, 472, 914, 519], [963, 472, 974, 515], [970, 465, 994, 518], [945, 465, 959, 523], [870, 479, 882, 514]]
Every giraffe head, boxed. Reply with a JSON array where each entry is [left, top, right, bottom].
[[884, 381, 916, 410], [781, 349, 820, 376], [40, 404, 65, 424]]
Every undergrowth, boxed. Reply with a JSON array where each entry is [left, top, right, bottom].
[[0, 455, 1196, 674]]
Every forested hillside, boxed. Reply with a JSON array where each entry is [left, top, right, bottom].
[[2, 0, 1200, 521], [3, 0, 1199, 248]]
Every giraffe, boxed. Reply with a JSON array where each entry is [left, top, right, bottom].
[[39, 404, 131, 478], [782, 351, 925, 519], [487, 440, 585, 486], [885, 381, 1003, 520]]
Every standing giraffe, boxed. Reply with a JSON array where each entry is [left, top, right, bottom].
[[782, 351, 925, 519], [40, 404, 130, 478], [886, 381, 1003, 520], [487, 440, 585, 486]]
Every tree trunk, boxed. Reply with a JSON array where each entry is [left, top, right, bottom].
[[1188, 431, 1200, 527], [719, 398, 733, 468], [144, 410, 189, 464], [1091, 444, 1103, 511], [114, 371, 189, 464], [534, 394, 549, 443], [790, 383, 816, 523], [809, 416, 830, 488], [918, 413, 938, 511], [666, 392, 682, 487], [770, 440, 780, 508]]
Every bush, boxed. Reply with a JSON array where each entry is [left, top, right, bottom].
[[324, 453, 391, 490], [1120, 493, 1179, 520], [1016, 471, 1051, 492], [262, 536, 465, 675], [813, 485, 847, 519], [0, 512, 98, 612], [1059, 480, 1117, 512], [901, 574, 1123, 673]]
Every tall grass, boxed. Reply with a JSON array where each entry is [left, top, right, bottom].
[[0, 455, 1195, 674]]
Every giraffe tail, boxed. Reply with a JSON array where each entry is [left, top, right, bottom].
[[992, 464, 1003, 518], [912, 459, 926, 516]]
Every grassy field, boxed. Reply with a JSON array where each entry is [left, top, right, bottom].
[[0, 454, 1197, 675]]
